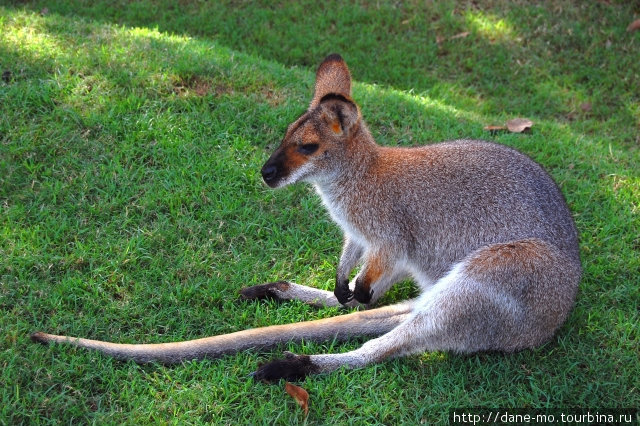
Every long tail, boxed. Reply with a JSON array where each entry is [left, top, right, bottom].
[[30, 302, 413, 364]]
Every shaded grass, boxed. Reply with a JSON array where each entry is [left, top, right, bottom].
[[1, 1, 639, 424]]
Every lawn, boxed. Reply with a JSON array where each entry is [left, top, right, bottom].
[[1, 1, 638, 424]]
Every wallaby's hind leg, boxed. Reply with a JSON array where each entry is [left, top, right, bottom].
[[240, 281, 361, 308], [253, 239, 580, 381], [252, 267, 465, 381]]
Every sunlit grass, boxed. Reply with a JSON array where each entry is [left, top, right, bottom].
[[465, 11, 518, 44], [2, 15, 63, 60]]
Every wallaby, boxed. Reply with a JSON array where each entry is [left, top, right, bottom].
[[31, 54, 581, 382]]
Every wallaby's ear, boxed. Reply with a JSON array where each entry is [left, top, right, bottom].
[[311, 54, 352, 108], [319, 95, 360, 136]]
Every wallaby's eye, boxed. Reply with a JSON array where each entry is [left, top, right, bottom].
[[297, 143, 319, 155]]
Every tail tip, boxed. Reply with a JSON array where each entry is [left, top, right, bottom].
[[30, 331, 49, 344]]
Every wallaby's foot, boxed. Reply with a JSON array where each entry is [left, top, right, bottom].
[[334, 278, 353, 305], [252, 352, 318, 382], [239, 281, 290, 301]]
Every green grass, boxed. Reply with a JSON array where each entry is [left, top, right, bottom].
[[1, 0, 638, 423]]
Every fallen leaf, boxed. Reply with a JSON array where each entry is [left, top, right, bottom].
[[285, 382, 309, 416], [484, 125, 507, 132], [627, 19, 640, 32], [506, 118, 534, 133], [450, 31, 470, 40]]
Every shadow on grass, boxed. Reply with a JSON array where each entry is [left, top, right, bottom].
[[5, 0, 639, 127]]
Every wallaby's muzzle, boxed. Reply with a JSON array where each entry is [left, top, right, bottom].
[[261, 147, 289, 188], [261, 163, 278, 187]]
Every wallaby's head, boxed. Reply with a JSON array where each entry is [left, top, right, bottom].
[[261, 54, 361, 188]]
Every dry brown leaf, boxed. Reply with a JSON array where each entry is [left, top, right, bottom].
[[450, 31, 470, 40], [627, 19, 640, 32], [285, 382, 309, 416], [506, 118, 534, 133], [484, 125, 507, 132]]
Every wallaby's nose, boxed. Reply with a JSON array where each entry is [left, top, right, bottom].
[[261, 164, 278, 184]]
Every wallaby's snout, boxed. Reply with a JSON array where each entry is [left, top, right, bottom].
[[260, 147, 279, 186], [261, 163, 278, 186], [261, 146, 291, 188]]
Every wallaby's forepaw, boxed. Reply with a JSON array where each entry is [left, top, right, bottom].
[[239, 281, 290, 301], [30, 332, 50, 344], [252, 352, 318, 382], [353, 283, 373, 304], [334, 281, 354, 305]]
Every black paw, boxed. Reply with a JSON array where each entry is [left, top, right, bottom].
[[239, 281, 290, 301], [353, 279, 373, 304], [30, 332, 50, 344], [252, 352, 318, 382], [334, 277, 353, 305]]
